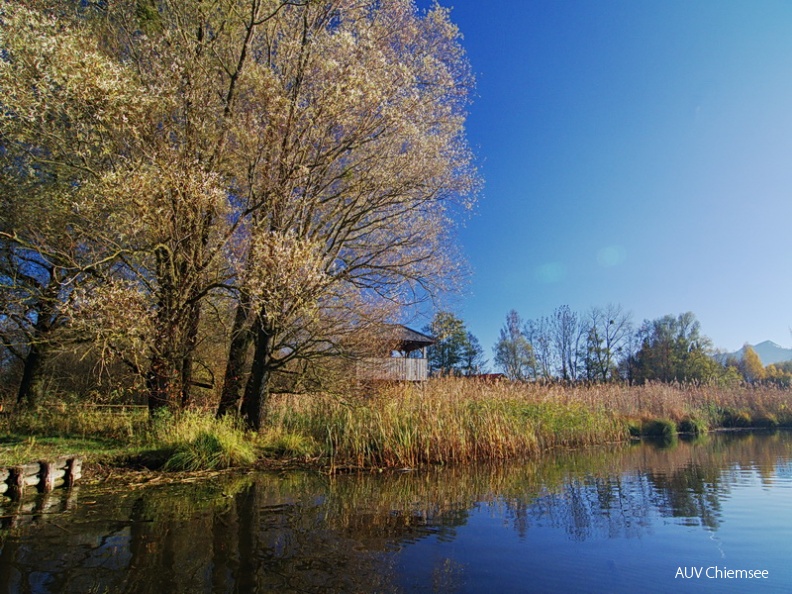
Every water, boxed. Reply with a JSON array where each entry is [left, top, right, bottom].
[[1, 430, 791, 593]]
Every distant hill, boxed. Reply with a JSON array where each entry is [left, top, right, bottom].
[[728, 341, 792, 366]]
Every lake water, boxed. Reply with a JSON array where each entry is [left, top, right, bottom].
[[1, 430, 791, 593]]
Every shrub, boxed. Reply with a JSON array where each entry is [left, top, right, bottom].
[[722, 409, 752, 428], [678, 417, 708, 436], [641, 418, 677, 438]]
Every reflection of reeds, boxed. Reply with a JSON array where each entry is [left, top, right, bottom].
[[267, 379, 792, 468], [6, 433, 787, 594]]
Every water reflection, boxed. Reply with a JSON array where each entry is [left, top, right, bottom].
[[1, 431, 791, 593]]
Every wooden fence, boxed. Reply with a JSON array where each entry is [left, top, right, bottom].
[[356, 357, 429, 382], [0, 457, 82, 499]]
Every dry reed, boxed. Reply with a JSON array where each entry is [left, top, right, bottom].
[[266, 378, 624, 468], [265, 379, 792, 469]]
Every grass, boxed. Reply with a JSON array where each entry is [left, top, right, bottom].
[[641, 418, 677, 438], [151, 411, 258, 471], [266, 380, 625, 468], [0, 407, 259, 471], [1, 379, 791, 471]]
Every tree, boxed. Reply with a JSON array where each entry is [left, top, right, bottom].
[[423, 313, 485, 376], [765, 361, 792, 387], [523, 316, 553, 380], [739, 344, 766, 384], [632, 312, 719, 384], [0, 3, 143, 406], [1, 0, 242, 413], [551, 305, 583, 381], [460, 332, 487, 376], [582, 304, 631, 382], [424, 312, 467, 376], [494, 310, 534, 381], [0, 1, 478, 425], [213, 1, 478, 428]]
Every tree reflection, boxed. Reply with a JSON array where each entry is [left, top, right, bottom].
[[0, 431, 790, 592]]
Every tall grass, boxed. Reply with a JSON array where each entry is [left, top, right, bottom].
[[147, 411, 258, 471], [547, 381, 792, 428], [266, 379, 625, 468], [265, 379, 792, 469], [2, 380, 790, 471], [2, 404, 148, 441]]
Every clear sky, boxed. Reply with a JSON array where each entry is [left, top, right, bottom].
[[420, 0, 792, 357]]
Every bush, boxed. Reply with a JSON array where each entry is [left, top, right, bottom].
[[641, 418, 677, 438], [722, 409, 752, 428], [678, 417, 708, 436]]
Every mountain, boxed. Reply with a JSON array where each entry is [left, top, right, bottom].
[[728, 341, 792, 366]]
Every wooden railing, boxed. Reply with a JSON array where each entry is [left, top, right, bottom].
[[356, 357, 428, 381]]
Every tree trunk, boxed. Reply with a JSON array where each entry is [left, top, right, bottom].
[[179, 300, 202, 409], [16, 273, 59, 408], [217, 297, 253, 417], [146, 284, 202, 414], [146, 354, 178, 416], [16, 344, 45, 408], [240, 320, 272, 431]]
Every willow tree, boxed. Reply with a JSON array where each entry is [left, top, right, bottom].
[[1, 0, 288, 411], [0, 3, 147, 406], [215, 1, 478, 428], [1, 1, 476, 420]]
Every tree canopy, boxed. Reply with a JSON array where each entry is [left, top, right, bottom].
[[630, 312, 720, 384], [424, 312, 486, 376], [0, 0, 479, 427]]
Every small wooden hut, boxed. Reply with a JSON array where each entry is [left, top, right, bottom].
[[356, 325, 435, 382]]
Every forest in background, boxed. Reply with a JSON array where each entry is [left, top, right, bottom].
[[426, 307, 792, 387]]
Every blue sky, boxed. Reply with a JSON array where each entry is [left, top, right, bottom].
[[422, 0, 792, 355]]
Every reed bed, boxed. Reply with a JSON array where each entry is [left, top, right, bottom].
[[543, 381, 792, 428], [266, 379, 625, 468], [3, 380, 790, 471], [266, 379, 792, 468]]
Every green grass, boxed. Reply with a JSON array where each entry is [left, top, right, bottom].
[[0, 406, 258, 472], [0, 435, 131, 466], [153, 412, 257, 471]]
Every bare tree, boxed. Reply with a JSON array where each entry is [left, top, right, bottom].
[[523, 316, 554, 381], [582, 304, 632, 382], [551, 305, 583, 381]]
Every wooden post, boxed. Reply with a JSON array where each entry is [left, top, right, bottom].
[[39, 460, 55, 493], [1, 456, 83, 499], [8, 466, 26, 499], [65, 457, 82, 488]]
